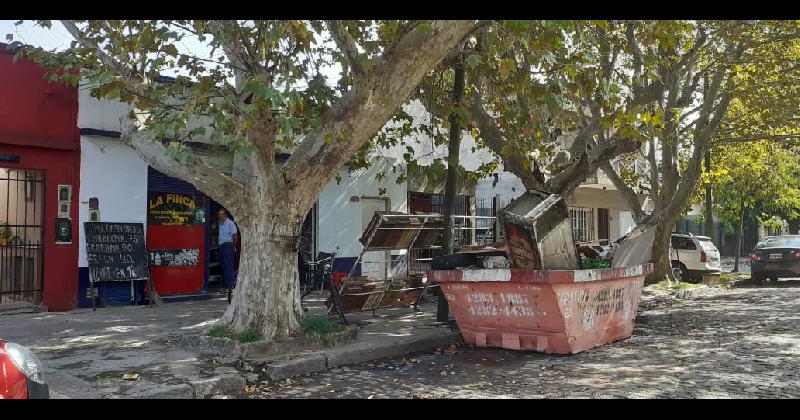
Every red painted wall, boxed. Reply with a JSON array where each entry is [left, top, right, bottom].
[[1, 44, 80, 311], [146, 226, 205, 295]]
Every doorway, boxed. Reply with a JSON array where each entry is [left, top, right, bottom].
[[598, 208, 610, 243], [0, 168, 45, 305]]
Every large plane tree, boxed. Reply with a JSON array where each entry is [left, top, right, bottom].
[[12, 20, 476, 338]]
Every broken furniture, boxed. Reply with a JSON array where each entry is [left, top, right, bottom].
[[610, 225, 657, 268], [431, 243, 508, 270], [498, 190, 579, 270], [326, 212, 443, 315]]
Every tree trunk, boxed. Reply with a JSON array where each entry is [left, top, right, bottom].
[[733, 198, 746, 273], [218, 222, 303, 337], [789, 218, 800, 235], [438, 57, 465, 322], [649, 220, 675, 283], [217, 174, 307, 338], [704, 151, 714, 240]]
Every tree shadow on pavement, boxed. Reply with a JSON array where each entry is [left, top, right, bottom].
[[256, 286, 800, 399]]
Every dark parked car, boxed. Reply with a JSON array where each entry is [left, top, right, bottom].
[[0, 339, 49, 399], [750, 235, 800, 283]]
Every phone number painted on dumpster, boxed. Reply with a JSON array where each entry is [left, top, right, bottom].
[[465, 292, 538, 318]]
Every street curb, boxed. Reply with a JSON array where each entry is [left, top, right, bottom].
[[46, 372, 98, 399], [261, 329, 464, 382], [0, 304, 48, 316], [125, 383, 194, 399], [265, 354, 328, 381], [190, 374, 247, 399], [171, 325, 359, 361], [49, 391, 72, 399]]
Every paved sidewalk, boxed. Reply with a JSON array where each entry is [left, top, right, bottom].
[[0, 291, 458, 398], [1, 297, 240, 398]]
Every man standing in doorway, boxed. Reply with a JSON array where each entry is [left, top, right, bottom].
[[217, 208, 239, 303]]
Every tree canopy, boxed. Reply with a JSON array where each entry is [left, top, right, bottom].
[[7, 20, 476, 338]]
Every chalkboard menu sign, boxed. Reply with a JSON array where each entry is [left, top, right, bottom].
[[84, 222, 150, 283], [148, 192, 206, 226]]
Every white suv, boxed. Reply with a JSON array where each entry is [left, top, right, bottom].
[[670, 233, 721, 282]]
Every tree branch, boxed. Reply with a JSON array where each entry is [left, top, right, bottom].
[[601, 162, 646, 223], [659, 138, 708, 221], [61, 20, 143, 88], [282, 20, 477, 209], [205, 20, 254, 89], [326, 20, 365, 77], [547, 137, 641, 196], [120, 117, 245, 213], [468, 92, 546, 190], [711, 134, 800, 145], [647, 136, 660, 200], [625, 21, 643, 79]]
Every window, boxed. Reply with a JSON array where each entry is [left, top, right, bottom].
[[756, 236, 800, 249], [570, 207, 594, 242], [697, 238, 718, 251], [671, 236, 696, 250]]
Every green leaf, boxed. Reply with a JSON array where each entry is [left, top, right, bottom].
[[498, 59, 515, 79], [466, 54, 483, 69], [162, 44, 179, 57]]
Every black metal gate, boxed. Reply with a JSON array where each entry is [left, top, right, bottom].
[[0, 168, 45, 305]]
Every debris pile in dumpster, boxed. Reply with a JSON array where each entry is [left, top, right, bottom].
[[427, 189, 653, 354], [498, 190, 580, 270]]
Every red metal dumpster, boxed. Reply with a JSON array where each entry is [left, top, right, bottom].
[[430, 264, 652, 354]]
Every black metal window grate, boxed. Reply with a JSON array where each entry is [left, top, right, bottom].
[[1, 168, 45, 305], [570, 207, 594, 243]]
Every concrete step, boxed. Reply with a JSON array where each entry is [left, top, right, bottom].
[[256, 327, 463, 382], [0, 303, 48, 316]]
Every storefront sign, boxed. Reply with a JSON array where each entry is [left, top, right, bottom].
[[149, 249, 200, 267], [84, 222, 149, 283], [147, 193, 206, 226]]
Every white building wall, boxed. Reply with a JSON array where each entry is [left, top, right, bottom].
[[317, 159, 407, 260], [618, 210, 636, 237], [78, 88, 129, 132], [372, 100, 495, 172], [78, 136, 149, 267], [475, 172, 526, 207]]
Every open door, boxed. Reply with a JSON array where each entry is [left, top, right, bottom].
[[598, 208, 610, 243]]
